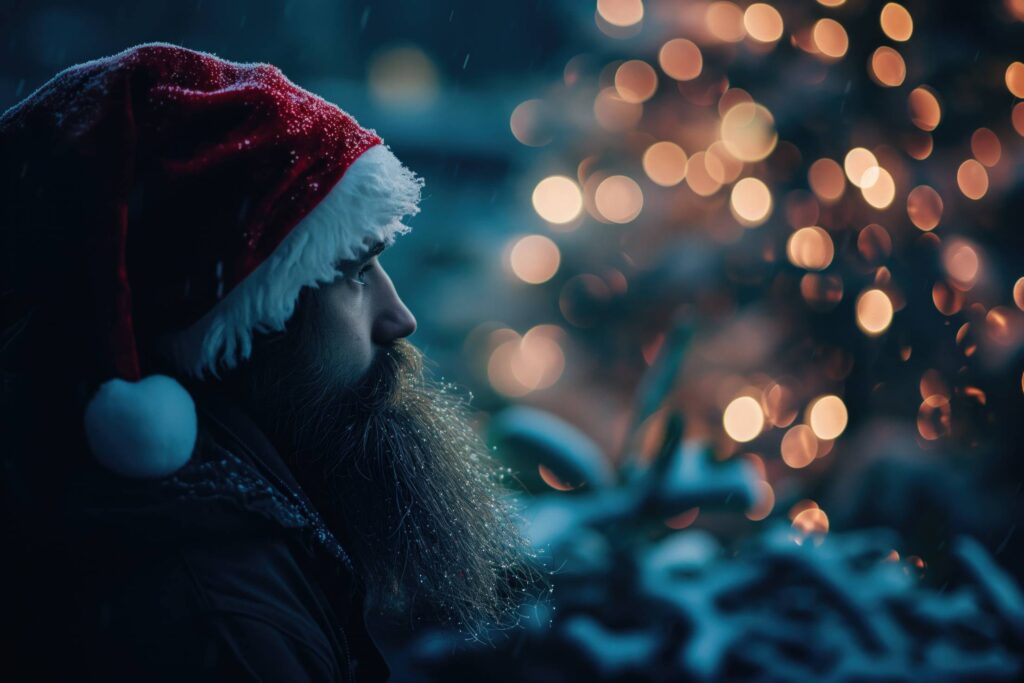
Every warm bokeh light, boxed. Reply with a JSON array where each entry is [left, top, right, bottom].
[[488, 325, 566, 397], [509, 235, 561, 284], [918, 394, 951, 440], [844, 148, 879, 188], [1014, 277, 1024, 311], [880, 3, 913, 41], [658, 38, 703, 81], [1006, 62, 1024, 98], [971, 128, 1002, 167], [594, 87, 643, 131], [856, 289, 894, 335], [595, 175, 644, 223], [723, 395, 765, 442], [730, 177, 773, 226], [909, 87, 941, 131], [685, 151, 723, 196], [510, 99, 551, 147], [513, 325, 566, 390], [808, 158, 846, 202], [537, 464, 576, 491], [720, 102, 778, 162], [932, 281, 964, 316], [792, 507, 830, 537], [808, 395, 848, 440], [813, 19, 849, 59], [706, 2, 746, 43], [642, 141, 688, 186], [745, 480, 775, 521], [861, 168, 895, 209], [532, 175, 583, 224], [763, 381, 799, 428], [597, 0, 644, 27], [368, 45, 440, 107], [614, 60, 658, 103], [870, 47, 906, 87], [781, 425, 818, 469], [907, 185, 943, 231], [905, 132, 934, 160], [706, 141, 744, 184], [943, 240, 980, 288], [957, 159, 989, 200], [488, 337, 530, 397], [857, 224, 893, 264], [787, 226, 835, 271], [1014, 103, 1024, 137], [743, 3, 784, 43]]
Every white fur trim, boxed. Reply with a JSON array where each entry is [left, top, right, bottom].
[[158, 144, 423, 379], [84, 375, 198, 478]]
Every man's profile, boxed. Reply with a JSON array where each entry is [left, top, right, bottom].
[[0, 43, 535, 681]]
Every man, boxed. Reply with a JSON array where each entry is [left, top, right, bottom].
[[0, 43, 535, 681]]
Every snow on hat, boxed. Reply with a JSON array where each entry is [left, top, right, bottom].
[[0, 43, 423, 478]]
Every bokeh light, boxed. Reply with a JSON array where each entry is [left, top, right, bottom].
[[792, 507, 830, 537], [861, 168, 895, 209], [723, 396, 765, 442], [706, 2, 746, 43], [595, 175, 644, 223], [368, 45, 439, 107], [781, 424, 818, 468], [856, 289, 894, 335], [907, 185, 943, 231], [720, 102, 778, 162], [844, 148, 879, 188], [642, 141, 688, 187], [943, 240, 981, 288], [730, 177, 773, 226], [957, 159, 989, 200], [743, 3, 784, 43], [909, 87, 941, 131], [1006, 62, 1024, 98], [870, 47, 906, 87], [509, 235, 561, 284], [787, 226, 835, 271], [880, 3, 914, 41], [510, 99, 551, 147], [808, 158, 846, 202], [594, 86, 643, 131], [532, 175, 583, 224], [597, 0, 644, 27], [808, 395, 848, 440], [615, 60, 658, 103], [658, 38, 702, 81], [971, 128, 1002, 167], [812, 19, 849, 59]]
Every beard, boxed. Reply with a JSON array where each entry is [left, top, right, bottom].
[[236, 328, 539, 637]]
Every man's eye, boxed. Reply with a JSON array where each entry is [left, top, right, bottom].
[[349, 262, 372, 286]]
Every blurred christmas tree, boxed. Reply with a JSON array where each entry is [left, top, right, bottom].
[[393, 1, 1024, 679]]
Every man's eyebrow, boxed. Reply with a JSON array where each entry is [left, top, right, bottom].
[[335, 240, 387, 269]]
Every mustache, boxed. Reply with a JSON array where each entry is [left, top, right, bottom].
[[349, 339, 422, 412]]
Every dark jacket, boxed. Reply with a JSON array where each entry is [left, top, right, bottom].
[[5, 384, 390, 682]]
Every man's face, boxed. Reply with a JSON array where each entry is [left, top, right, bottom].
[[318, 243, 417, 386], [230, 248, 538, 637]]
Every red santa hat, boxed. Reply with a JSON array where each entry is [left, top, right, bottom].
[[0, 43, 423, 478]]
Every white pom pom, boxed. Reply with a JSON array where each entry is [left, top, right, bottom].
[[84, 374, 197, 478]]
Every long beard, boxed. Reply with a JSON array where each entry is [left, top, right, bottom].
[[244, 338, 538, 636]]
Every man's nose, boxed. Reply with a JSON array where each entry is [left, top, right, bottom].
[[372, 289, 417, 345]]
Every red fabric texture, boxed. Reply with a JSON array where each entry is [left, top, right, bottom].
[[0, 43, 381, 384]]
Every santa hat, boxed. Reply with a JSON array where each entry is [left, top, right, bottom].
[[0, 43, 423, 478]]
